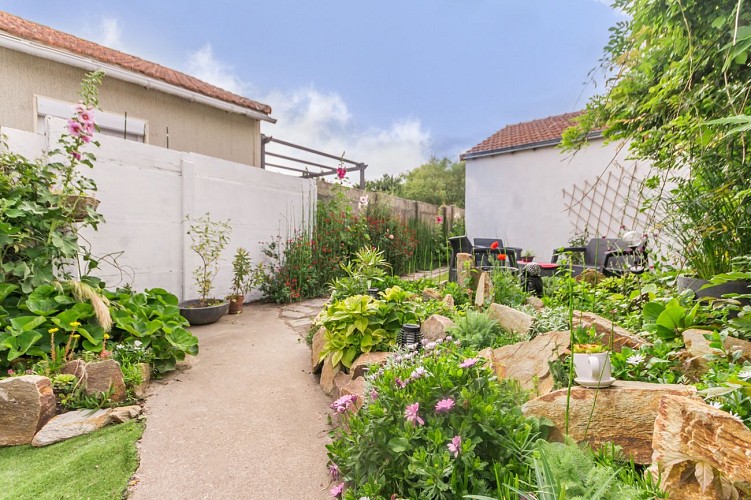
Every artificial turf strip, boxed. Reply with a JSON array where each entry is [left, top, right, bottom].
[[0, 420, 144, 500]]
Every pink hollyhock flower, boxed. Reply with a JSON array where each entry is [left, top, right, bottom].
[[71, 151, 82, 161], [434, 398, 455, 413], [436, 216, 443, 223], [330, 482, 344, 497], [336, 167, 346, 179], [459, 358, 479, 368], [447, 435, 462, 458], [404, 402, 424, 426], [78, 109, 94, 123], [67, 119, 82, 136]]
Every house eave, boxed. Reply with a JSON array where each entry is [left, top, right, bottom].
[[0, 32, 277, 124], [461, 131, 602, 161]]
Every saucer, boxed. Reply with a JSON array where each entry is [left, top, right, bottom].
[[574, 377, 616, 388]]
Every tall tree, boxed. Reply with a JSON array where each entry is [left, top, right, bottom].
[[401, 157, 465, 208], [365, 173, 405, 196], [563, 0, 751, 277]]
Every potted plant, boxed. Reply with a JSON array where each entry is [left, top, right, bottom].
[[228, 247, 262, 314], [520, 249, 535, 263], [179, 213, 232, 325]]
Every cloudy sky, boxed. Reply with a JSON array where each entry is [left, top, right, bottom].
[[2, 1, 621, 178]]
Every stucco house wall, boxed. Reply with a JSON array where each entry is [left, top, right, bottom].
[[465, 137, 647, 261]]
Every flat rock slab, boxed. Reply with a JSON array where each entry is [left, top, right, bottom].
[[573, 311, 649, 351], [32, 409, 113, 447], [650, 395, 751, 499], [0, 375, 56, 446], [487, 303, 533, 336], [421, 314, 454, 342], [522, 380, 697, 464], [492, 331, 570, 396]]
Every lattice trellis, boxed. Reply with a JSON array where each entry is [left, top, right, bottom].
[[562, 161, 649, 238]]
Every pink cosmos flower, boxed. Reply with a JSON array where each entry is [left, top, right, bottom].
[[7, 369, 15, 375], [447, 435, 462, 458], [330, 482, 344, 497], [459, 358, 479, 368], [369, 389, 379, 401], [394, 377, 408, 389], [404, 402, 424, 426], [435, 398, 455, 413], [336, 167, 346, 179]]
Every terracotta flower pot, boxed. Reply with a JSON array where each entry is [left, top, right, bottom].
[[228, 295, 245, 314]]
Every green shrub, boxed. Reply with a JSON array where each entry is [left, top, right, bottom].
[[448, 310, 519, 350], [490, 268, 527, 308], [327, 342, 540, 498]]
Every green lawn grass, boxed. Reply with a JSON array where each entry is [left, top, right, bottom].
[[0, 420, 144, 500]]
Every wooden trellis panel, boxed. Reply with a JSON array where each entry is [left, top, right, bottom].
[[562, 162, 648, 238]]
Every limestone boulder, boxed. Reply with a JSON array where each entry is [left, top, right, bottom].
[[650, 395, 751, 499], [84, 360, 127, 402], [32, 409, 113, 447], [487, 303, 534, 336], [109, 405, 142, 424], [310, 326, 327, 374], [320, 355, 341, 396], [61, 359, 127, 402], [421, 314, 454, 342], [572, 311, 650, 351], [442, 294, 455, 310], [683, 329, 751, 379], [525, 296, 545, 311], [350, 352, 391, 379], [333, 372, 351, 398], [422, 288, 442, 301], [522, 381, 697, 464], [0, 375, 56, 446], [456, 253, 473, 286], [339, 377, 366, 411], [474, 271, 492, 307], [491, 331, 570, 396], [133, 363, 152, 399]]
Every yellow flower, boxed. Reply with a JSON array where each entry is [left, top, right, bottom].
[[69, 321, 81, 327], [103, 334, 110, 340], [48, 327, 59, 334], [72, 334, 80, 339]]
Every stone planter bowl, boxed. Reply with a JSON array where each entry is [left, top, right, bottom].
[[178, 299, 229, 326]]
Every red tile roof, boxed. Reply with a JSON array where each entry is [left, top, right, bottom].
[[463, 111, 586, 158], [0, 11, 272, 116]]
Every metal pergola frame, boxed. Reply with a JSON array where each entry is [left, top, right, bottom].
[[261, 135, 367, 188]]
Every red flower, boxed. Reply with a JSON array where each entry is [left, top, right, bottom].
[[497, 253, 507, 261], [490, 241, 499, 249]]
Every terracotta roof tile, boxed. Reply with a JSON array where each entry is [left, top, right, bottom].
[[463, 111, 584, 158], [0, 11, 272, 116]]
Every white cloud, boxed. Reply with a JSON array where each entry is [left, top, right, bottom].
[[263, 87, 430, 179], [186, 43, 250, 96], [181, 48, 430, 179], [94, 17, 125, 50]]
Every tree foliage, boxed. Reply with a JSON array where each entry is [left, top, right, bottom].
[[367, 158, 465, 208], [563, 0, 751, 277]]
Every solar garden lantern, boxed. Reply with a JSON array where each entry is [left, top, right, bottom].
[[398, 323, 422, 349], [367, 288, 380, 299]]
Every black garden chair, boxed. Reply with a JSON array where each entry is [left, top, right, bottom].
[[551, 236, 649, 277]]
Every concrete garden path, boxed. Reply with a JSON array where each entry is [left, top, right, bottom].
[[130, 299, 332, 500]]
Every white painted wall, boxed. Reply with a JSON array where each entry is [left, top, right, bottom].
[[2, 120, 315, 301], [465, 139, 647, 261]]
